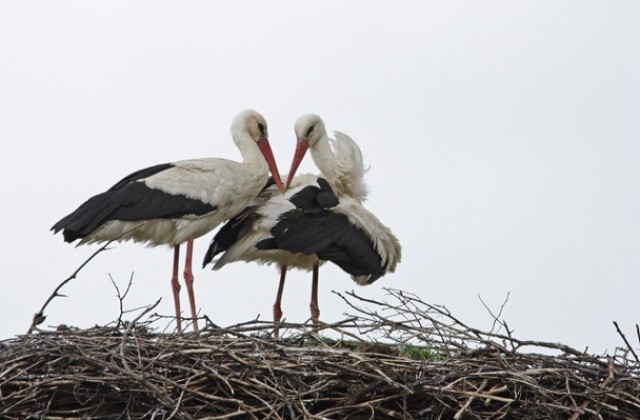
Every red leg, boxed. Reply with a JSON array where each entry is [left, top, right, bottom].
[[273, 265, 287, 338], [171, 245, 183, 334], [310, 263, 320, 322], [183, 238, 199, 333]]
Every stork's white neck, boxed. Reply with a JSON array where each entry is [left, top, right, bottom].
[[233, 129, 269, 171], [310, 134, 338, 182]]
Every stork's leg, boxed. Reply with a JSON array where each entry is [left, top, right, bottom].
[[310, 263, 320, 324], [171, 245, 183, 334], [273, 265, 287, 338], [183, 238, 200, 333]]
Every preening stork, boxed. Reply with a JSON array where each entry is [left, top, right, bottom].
[[51, 110, 285, 333], [203, 114, 401, 336], [286, 114, 368, 201]]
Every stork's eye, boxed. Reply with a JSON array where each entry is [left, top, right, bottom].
[[305, 125, 314, 137], [257, 123, 266, 137]]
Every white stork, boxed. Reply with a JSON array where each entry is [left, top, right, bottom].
[[51, 109, 285, 333], [203, 114, 401, 336]]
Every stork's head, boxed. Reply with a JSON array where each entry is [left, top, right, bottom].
[[231, 109, 269, 144], [287, 114, 327, 189], [231, 110, 285, 193]]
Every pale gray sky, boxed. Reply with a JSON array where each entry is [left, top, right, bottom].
[[1, 2, 639, 353]]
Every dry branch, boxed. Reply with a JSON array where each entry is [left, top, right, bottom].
[[29, 222, 147, 335]]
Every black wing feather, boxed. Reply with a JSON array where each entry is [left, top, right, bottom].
[[255, 178, 384, 281], [258, 211, 384, 282], [107, 163, 175, 191], [52, 163, 216, 243], [205, 175, 385, 281]]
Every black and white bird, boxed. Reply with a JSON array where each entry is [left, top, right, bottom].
[[51, 110, 285, 333], [203, 114, 400, 336]]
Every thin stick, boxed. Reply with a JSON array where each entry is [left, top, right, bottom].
[[613, 321, 640, 363], [30, 222, 147, 335], [110, 272, 135, 330], [27, 240, 114, 334]]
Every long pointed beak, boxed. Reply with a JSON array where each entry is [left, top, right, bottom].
[[285, 138, 310, 189], [257, 137, 285, 193]]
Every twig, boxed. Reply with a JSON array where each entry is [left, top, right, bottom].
[[110, 272, 135, 330], [613, 321, 639, 363], [31, 222, 149, 335], [119, 298, 162, 365], [478, 292, 511, 336], [26, 240, 114, 334], [454, 379, 487, 419]]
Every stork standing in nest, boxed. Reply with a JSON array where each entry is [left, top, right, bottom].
[[203, 114, 400, 336], [52, 110, 285, 333]]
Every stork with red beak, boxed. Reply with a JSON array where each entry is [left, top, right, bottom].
[[204, 114, 400, 336], [52, 110, 284, 333]]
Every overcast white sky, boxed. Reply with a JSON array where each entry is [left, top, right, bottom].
[[1, 2, 638, 354]]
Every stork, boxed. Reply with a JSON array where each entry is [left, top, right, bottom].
[[51, 110, 285, 333], [203, 114, 401, 336]]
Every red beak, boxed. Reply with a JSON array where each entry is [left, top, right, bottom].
[[285, 138, 310, 190], [256, 137, 285, 193]]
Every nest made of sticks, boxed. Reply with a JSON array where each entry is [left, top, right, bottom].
[[1, 289, 639, 419]]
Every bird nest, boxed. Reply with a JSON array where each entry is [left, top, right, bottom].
[[1, 289, 639, 419]]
